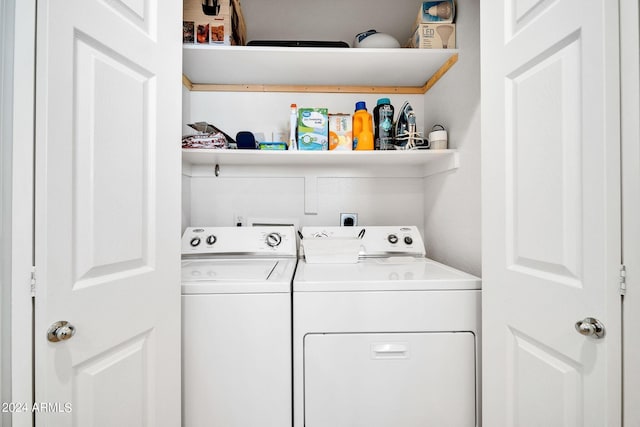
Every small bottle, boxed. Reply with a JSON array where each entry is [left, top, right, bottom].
[[289, 103, 298, 150], [373, 98, 394, 150], [352, 101, 374, 151]]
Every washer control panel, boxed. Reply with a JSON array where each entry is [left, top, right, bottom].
[[302, 226, 426, 257], [182, 226, 296, 256]]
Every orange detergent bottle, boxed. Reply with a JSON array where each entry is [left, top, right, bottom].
[[352, 101, 374, 150]]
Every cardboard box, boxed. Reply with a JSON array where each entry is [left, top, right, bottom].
[[183, 0, 231, 45], [408, 23, 456, 49], [328, 114, 353, 151], [298, 108, 329, 151], [414, 0, 455, 28]]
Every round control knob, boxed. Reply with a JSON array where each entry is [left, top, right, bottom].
[[206, 235, 217, 245], [404, 236, 413, 245], [265, 232, 282, 247], [388, 234, 399, 244], [190, 237, 201, 247]]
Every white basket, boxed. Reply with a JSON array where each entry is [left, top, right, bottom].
[[302, 237, 361, 264]]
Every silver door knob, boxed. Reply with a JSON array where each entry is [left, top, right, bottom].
[[574, 317, 605, 338], [47, 321, 76, 342]]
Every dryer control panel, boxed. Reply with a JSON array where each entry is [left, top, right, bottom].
[[301, 226, 426, 258], [182, 226, 297, 257]]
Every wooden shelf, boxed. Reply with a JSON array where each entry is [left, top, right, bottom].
[[182, 45, 458, 94]]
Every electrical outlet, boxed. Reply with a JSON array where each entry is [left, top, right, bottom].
[[234, 214, 244, 227], [340, 213, 358, 226]]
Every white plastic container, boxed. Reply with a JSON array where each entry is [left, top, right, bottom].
[[302, 237, 361, 264]]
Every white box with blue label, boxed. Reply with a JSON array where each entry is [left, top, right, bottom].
[[414, 0, 455, 29], [298, 108, 329, 150]]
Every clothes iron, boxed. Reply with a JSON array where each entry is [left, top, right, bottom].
[[392, 101, 428, 149]]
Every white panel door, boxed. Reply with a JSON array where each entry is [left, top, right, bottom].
[[34, 0, 181, 425], [481, 0, 621, 426]]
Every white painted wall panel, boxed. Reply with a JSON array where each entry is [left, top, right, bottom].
[[188, 176, 424, 230], [422, 0, 481, 276]]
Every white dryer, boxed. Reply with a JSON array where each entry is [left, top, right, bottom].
[[293, 226, 481, 427], [181, 226, 296, 427]]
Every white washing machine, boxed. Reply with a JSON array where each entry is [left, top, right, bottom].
[[181, 226, 297, 427], [293, 226, 481, 427]]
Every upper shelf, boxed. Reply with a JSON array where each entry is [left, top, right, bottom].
[[182, 45, 458, 94]]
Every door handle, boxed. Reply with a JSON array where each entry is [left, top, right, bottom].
[[47, 321, 76, 342], [574, 317, 605, 338]]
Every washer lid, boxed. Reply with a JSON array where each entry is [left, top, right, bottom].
[[293, 258, 480, 291], [182, 259, 295, 294]]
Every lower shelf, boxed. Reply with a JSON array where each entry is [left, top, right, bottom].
[[182, 148, 459, 178]]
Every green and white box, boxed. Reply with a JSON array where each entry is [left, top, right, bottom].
[[298, 108, 329, 150]]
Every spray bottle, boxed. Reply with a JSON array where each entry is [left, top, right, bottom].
[[289, 103, 298, 150]]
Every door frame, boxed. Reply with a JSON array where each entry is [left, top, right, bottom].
[[0, 0, 36, 425], [621, 0, 640, 424]]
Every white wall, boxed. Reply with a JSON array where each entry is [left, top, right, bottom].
[[422, 0, 481, 276], [241, 0, 420, 48]]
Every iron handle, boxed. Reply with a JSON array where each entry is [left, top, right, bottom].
[[47, 321, 76, 342], [574, 317, 605, 339]]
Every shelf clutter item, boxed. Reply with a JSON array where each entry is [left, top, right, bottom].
[[429, 124, 448, 149], [302, 237, 361, 264], [353, 102, 374, 151], [247, 40, 349, 48], [409, 23, 456, 49], [374, 98, 394, 150], [329, 114, 353, 151], [298, 108, 329, 151], [413, 0, 456, 27], [183, 0, 246, 46], [182, 122, 236, 149], [406, 1, 456, 49], [353, 30, 400, 48]]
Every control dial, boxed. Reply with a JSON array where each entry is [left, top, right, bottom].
[[206, 235, 217, 245], [387, 234, 399, 244], [265, 232, 282, 247], [404, 236, 413, 245], [190, 237, 201, 247]]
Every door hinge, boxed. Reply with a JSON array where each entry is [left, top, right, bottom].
[[30, 266, 36, 297], [619, 264, 627, 295]]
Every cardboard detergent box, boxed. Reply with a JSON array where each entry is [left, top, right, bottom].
[[298, 108, 329, 151], [408, 23, 456, 49], [328, 114, 353, 151], [183, 0, 231, 45]]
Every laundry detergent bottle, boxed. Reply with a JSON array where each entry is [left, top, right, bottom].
[[352, 101, 374, 150], [373, 98, 394, 150]]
